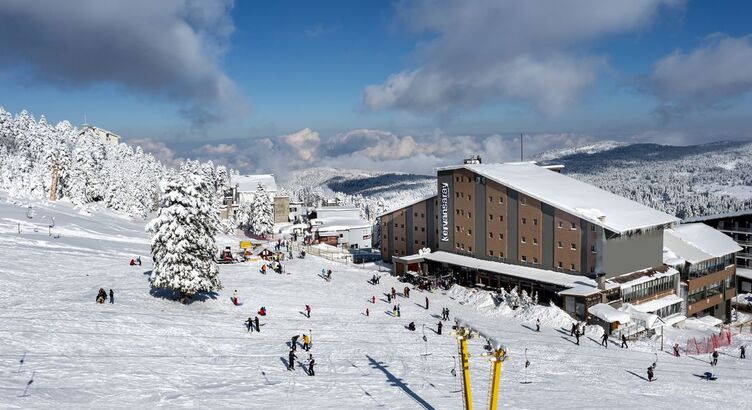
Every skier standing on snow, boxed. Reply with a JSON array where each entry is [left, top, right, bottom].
[[397, 304, 401, 317], [303, 334, 310, 351], [387, 293, 392, 303], [232, 290, 239, 306], [647, 365, 654, 382], [408, 322, 416, 331], [437, 321, 443, 335], [711, 350, 718, 366], [574, 328, 580, 345], [570, 323, 577, 336], [371, 296, 376, 304], [109, 289, 114, 304], [391, 287, 396, 299], [307, 354, 315, 376], [673, 343, 680, 357], [288, 349, 297, 370], [255, 316, 260, 332], [366, 308, 369, 316], [291, 335, 299, 350], [392, 305, 397, 316], [305, 304, 311, 318], [536, 318, 541, 332], [425, 297, 429, 310], [601, 332, 608, 348], [741, 345, 746, 359], [245, 317, 253, 333], [621, 334, 628, 349]]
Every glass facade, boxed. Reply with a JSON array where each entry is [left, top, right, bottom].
[[622, 274, 677, 303]]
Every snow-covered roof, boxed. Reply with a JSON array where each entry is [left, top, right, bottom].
[[588, 303, 631, 324], [663, 223, 742, 264], [558, 285, 602, 297], [316, 217, 371, 232], [629, 294, 683, 314], [315, 206, 360, 212], [737, 268, 752, 281], [233, 174, 277, 193], [375, 194, 438, 219], [620, 305, 659, 328], [662, 247, 686, 266], [437, 162, 679, 234], [422, 251, 596, 289], [607, 266, 677, 288]]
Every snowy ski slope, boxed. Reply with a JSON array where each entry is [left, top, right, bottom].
[[1, 196, 751, 409]]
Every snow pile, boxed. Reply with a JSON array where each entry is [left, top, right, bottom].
[[447, 285, 574, 328]]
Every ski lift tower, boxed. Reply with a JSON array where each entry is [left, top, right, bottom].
[[454, 324, 473, 410]]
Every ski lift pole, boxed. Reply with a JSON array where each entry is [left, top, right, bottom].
[[455, 326, 473, 410], [487, 347, 506, 410]]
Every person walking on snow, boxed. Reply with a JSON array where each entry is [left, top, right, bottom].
[[621, 334, 628, 349], [371, 296, 376, 304], [437, 321, 443, 335], [307, 354, 316, 376], [365, 308, 369, 317], [647, 365, 654, 382], [109, 289, 114, 304], [255, 316, 260, 333], [601, 332, 608, 348], [711, 350, 718, 366], [291, 335, 300, 350], [574, 328, 580, 345], [303, 334, 310, 351], [536, 318, 541, 332], [425, 296, 429, 310], [288, 349, 297, 370], [391, 287, 396, 299], [232, 290, 239, 306], [245, 317, 253, 333], [387, 293, 392, 303], [741, 345, 746, 359], [570, 323, 577, 336], [673, 343, 680, 357], [397, 304, 401, 317], [305, 304, 311, 318]]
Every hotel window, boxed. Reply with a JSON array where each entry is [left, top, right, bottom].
[[571, 243, 577, 250], [394, 223, 398, 227], [401, 224, 404, 228], [468, 212, 472, 218], [499, 197, 504, 204], [557, 241, 562, 248], [591, 245, 596, 253], [558, 261, 563, 268], [533, 257, 538, 264], [489, 196, 493, 203], [571, 222, 576, 230], [456, 177, 460, 182], [421, 227, 425, 232], [456, 242, 460, 248], [456, 209, 460, 215], [415, 240, 418, 244], [489, 232, 494, 238], [489, 214, 493, 220], [570, 264, 576, 271], [421, 241, 426, 245], [500, 252, 504, 257], [558, 221, 563, 228], [500, 216, 504, 222], [395, 236, 398, 240], [500, 233, 504, 239], [456, 226, 460, 232], [521, 236, 527, 243], [461, 193, 464, 198], [591, 225, 596, 231], [468, 229, 472, 235], [521, 197, 527, 205], [401, 237, 404, 241], [456, 192, 460, 198], [414, 226, 418, 231], [421, 213, 424, 217], [468, 194, 472, 200], [522, 217, 527, 224], [461, 210, 465, 216], [469, 246, 472, 252], [521, 255, 527, 262], [461, 244, 465, 250], [533, 238, 538, 245], [533, 219, 538, 226], [590, 267, 595, 273], [489, 250, 494, 256]]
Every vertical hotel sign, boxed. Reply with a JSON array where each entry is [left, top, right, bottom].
[[440, 182, 449, 242]]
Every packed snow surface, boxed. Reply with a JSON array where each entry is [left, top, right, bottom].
[[2, 195, 752, 409]]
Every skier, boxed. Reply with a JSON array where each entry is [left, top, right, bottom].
[[404, 286, 410, 298], [445, 308, 450, 321], [255, 316, 260, 332], [288, 349, 297, 370], [574, 328, 580, 345], [96, 288, 107, 304], [741, 345, 746, 359], [397, 304, 401, 317], [387, 293, 392, 303], [136, 256, 142, 266], [366, 308, 369, 317], [326, 269, 332, 280], [371, 295, 376, 304], [601, 332, 608, 348], [307, 354, 315, 376], [245, 317, 253, 333], [232, 290, 239, 306], [536, 318, 541, 332], [408, 322, 416, 331], [391, 287, 396, 299], [570, 323, 577, 336], [303, 334, 310, 351], [621, 334, 628, 349], [305, 304, 311, 318], [109, 289, 114, 304], [261, 264, 267, 274], [673, 343, 680, 357], [647, 365, 654, 382], [425, 296, 429, 310], [437, 321, 443, 335], [129, 259, 136, 266], [392, 305, 397, 316], [711, 350, 718, 366], [291, 335, 300, 350], [258, 307, 267, 316]]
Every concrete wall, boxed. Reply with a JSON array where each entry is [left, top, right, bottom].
[[517, 194, 542, 265], [485, 180, 508, 260], [601, 229, 664, 277]]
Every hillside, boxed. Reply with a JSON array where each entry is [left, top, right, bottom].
[[2, 193, 752, 408]]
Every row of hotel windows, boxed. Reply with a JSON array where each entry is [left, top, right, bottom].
[[622, 275, 677, 303], [455, 192, 472, 200]]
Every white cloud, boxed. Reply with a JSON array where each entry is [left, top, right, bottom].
[[196, 143, 237, 155], [647, 34, 752, 118], [283, 128, 321, 162], [364, 0, 681, 116]]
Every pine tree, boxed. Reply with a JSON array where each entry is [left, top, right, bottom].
[[146, 172, 221, 302], [234, 201, 254, 231], [250, 183, 274, 236]]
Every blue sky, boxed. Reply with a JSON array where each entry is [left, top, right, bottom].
[[1, 1, 752, 174]]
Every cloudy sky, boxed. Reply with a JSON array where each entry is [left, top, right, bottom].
[[1, 0, 752, 177]]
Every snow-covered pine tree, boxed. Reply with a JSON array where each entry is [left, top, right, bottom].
[[146, 172, 221, 302], [234, 201, 254, 231], [250, 183, 274, 236]]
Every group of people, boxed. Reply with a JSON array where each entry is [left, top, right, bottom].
[[244, 316, 261, 332], [95, 288, 114, 304], [288, 333, 315, 375], [128, 256, 142, 266]]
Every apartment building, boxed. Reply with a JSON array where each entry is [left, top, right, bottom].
[[663, 223, 741, 321]]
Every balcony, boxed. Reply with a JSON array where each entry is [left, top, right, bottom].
[[738, 253, 752, 260], [719, 226, 752, 234]]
